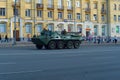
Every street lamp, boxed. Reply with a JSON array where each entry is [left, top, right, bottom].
[[74, 0, 76, 32], [106, 0, 109, 36], [13, 0, 17, 45], [34, 0, 36, 36]]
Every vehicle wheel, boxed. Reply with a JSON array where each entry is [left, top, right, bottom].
[[57, 41, 64, 49], [74, 41, 80, 49], [36, 44, 43, 49], [67, 41, 74, 49], [48, 41, 56, 49]]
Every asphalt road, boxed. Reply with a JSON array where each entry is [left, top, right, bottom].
[[0, 45, 120, 80]]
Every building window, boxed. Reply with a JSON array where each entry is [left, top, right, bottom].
[[114, 15, 117, 21], [58, 0, 63, 6], [118, 4, 120, 11], [26, 24, 31, 33], [101, 4, 105, 9], [25, 0, 31, 3], [68, 13, 72, 20], [77, 13, 81, 20], [48, 24, 54, 31], [76, 1, 80, 7], [48, 0, 53, 4], [37, 10, 42, 17], [0, 23, 6, 33], [58, 12, 63, 19], [13, 0, 20, 2], [77, 26, 82, 33], [67, 0, 72, 8], [101, 15, 105, 21], [94, 25, 98, 36], [85, 14, 90, 21], [85, 2, 90, 8], [48, 11, 53, 18], [25, 9, 31, 17], [93, 14, 97, 21], [68, 24, 73, 32], [114, 4, 117, 10], [38, 0, 42, 3], [102, 25, 106, 36], [118, 15, 120, 21], [37, 24, 42, 32], [94, 3, 97, 9], [116, 26, 120, 33], [0, 8, 6, 16]]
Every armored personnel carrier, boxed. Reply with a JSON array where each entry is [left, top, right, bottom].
[[32, 29, 82, 49]]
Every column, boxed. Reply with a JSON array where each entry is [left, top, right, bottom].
[[98, 24, 101, 36], [20, 19, 23, 41], [10, 19, 13, 38], [82, 23, 86, 36]]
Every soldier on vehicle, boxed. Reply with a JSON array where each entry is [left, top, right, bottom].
[[61, 29, 67, 35]]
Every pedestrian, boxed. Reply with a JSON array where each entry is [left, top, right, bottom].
[[97, 36, 100, 44], [0, 34, 1, 43], [5, 35, 8, 42], [93, 36, 96, 43], [114, 36, 117, 44]]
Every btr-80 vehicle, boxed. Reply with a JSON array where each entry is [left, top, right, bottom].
[[32, 29, 82, 49]]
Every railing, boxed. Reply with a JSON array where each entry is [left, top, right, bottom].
[[12, 1, 20, 7], [85, 8, 91, 13], [67, 6, 73, 10], [101, 9, 106, 14], [36, 3, 44, 9], [47, 4, 54, 9], [58, 5, 64, 10], [0, 0, 7, 2]]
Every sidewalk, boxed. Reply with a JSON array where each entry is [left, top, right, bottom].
[[0, 41, 35, 48], [0, 41, 120, 48], [81, 41, 120, 46]]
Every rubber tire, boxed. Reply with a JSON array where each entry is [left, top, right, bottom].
[[36, 44, 43, 49], [57, 41, 64, 49], [67, 41, 74, 49], [48, 41, 56, 49], [74, 41, 80, 49]]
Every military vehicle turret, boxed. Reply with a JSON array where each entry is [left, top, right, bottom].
[[32, 29, 82, 49]]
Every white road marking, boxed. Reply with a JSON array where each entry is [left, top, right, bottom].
[[0, 49, 119, 56], [0, 62, 16, 65], [0, 70, 43, 75]]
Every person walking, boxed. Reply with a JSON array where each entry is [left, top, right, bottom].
[[0, 34, 1, 43], [5, 35, 8, 43], [114, 36, 117, 44], [97, 36, 100, 44]]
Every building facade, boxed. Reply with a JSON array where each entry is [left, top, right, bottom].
[[0, 0, 119, 41], [108, 0, 120, 37]]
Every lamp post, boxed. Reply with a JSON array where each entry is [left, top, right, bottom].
[[34, 0, 36, 36], [106, 0, 109, 36], [74, 0, 76, 32], [13, 0, 17, 45]]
